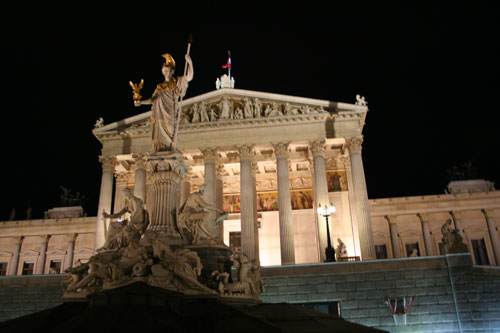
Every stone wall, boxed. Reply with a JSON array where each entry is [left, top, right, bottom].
[[0, 275, 64, 322], [1, 254, 499, 332], [261, 254, 500, 332]]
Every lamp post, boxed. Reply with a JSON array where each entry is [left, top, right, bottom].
[[318, 204, 336, 262]]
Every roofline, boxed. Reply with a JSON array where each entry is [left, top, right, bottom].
[[92, 88, 367, 135]]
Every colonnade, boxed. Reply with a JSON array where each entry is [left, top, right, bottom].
[[5, 233, 78, 276], [384, 210, 500, 265], [94, 136, 376, 263]]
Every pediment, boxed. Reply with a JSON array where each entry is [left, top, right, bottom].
[[0, 250, 13, 258], [93, 89, 362, 139], [74, 247, 93, 255], [47, 248, 67, 256], [21, 250, 40, 257]]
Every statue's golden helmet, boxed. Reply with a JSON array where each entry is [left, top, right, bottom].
[[162, 53, 176, 70]]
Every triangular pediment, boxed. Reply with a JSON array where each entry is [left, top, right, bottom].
[[93, 88, 364, 137]]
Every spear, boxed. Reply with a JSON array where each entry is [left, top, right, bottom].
[[172, 33, 192, 151]]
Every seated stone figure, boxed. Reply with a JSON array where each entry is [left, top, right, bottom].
[[66, 229, 151, 293], [178, 184, 222, 244], [101, 188, 149, 250]]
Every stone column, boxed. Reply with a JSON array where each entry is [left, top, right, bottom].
[[341, 155, 362, 258], [346, 136, 375, 260], [309, 140, 330, 262], [147, 153, 187, 240], [251, 162, 260, 262], [201, 147, 221, 242], [450, 211, 464, 238], [36, 235, 50, 275], [238, 145, 258, 261], [417, 213, 435, 256], [133, 153, 148, 202], [64, 233, 77, 270], [273, 142, 296, 265], [8, 236, 23, 276], [385, 216, 402, 258], [216, 164, 225, 237], [94, 155, 116, 250], [482, 209, 500, 265]]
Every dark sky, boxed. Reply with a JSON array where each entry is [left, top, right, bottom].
[[1, 4, 498, 220]]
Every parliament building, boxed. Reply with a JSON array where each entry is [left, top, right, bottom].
[[1, 87, 499, 331]]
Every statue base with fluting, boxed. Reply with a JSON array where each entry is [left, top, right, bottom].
[[146, 151, 187, 240]]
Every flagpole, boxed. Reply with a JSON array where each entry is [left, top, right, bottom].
[[227, 50, 231, 87], [172, 33, 192, 151]]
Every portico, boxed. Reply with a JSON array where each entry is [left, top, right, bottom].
[[92, 88, 371, 265]]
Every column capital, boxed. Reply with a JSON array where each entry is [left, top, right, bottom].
[[13, 236, 24, 245], [99, 155, 117, 171], [237, 144, 255, 161], [201, 147, 219, 163], [417, 213, 429, 223], [450, 210, 462, 220], [40, 234, 50, 243], [67, 233, 78, 242], [132, 153, 148, 169], [346, 136, 364, 153], [481, 209, 493, 219], [115, 171, 130, 184], [385, 215, 397, 224], [272, 142, 290, 159], [308, 139, 326, 157]]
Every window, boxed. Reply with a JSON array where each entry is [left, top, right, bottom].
[[229, 232, 241, 254], [405, 243, 420, 257], [298, 301, 341, 318], [471, 238, 490, 265], [22, 262, 34, 275], [49, 261, 62, 274], [0, 263, 7, 276], [375, 244, 387, 259]]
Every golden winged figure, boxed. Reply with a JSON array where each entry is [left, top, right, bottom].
[[129, 79, 144, 104]]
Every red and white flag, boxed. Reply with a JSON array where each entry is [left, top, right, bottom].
[[222, 51, 231, 69]]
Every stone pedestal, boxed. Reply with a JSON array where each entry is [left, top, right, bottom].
[[184, 245, 233, 289], [146, 152, 187, 242]]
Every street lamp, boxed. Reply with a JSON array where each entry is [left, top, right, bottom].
[[317, 203, 336, 262]]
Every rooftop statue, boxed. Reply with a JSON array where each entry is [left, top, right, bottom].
[[355, 94, 368, 107], [133, 52, 194, 152]]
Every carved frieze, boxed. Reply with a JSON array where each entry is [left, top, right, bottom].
[[290, 177, 313, 190], [181, 96, 328, 124]]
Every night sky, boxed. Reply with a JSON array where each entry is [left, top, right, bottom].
[[1, 4, 498, 220]]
